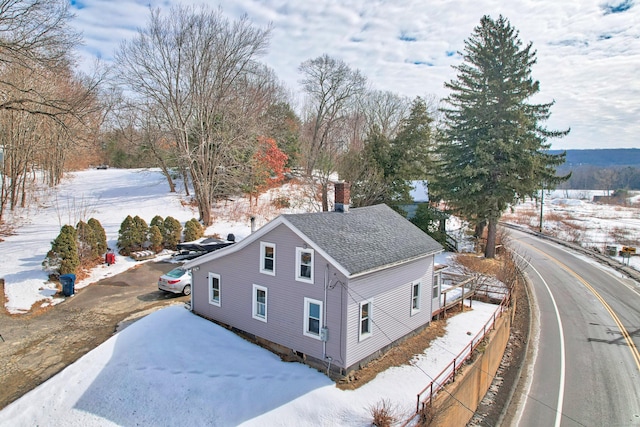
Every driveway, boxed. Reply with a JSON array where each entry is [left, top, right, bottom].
[[0, 260, 185, 410]]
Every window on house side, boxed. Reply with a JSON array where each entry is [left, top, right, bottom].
[[304, 297, 323, 339], [260, 242, 276, 275], [296, 247, 314, 283], [252, 284, 267, 322], [411, 282, 421, 314], [433, 282, 440, 299], [209, 273, 221, 306], [360, 300, 372, 340]]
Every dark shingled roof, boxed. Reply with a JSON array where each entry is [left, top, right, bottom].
[[282, 204, 443, 276]]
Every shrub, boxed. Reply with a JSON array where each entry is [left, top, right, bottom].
[[118, 215, 149, 255], [88, 218, 107, 256], [369, 399, 398, 427], [43, 225, 79, 275], [75, 220, 95, 263], [150, 215, 164, 230], [148, 225, 163, 253], [117, 215, 134, 255], [183, 218, 204, 242], [131, 215, 149, 249], [163, 216, 182, 250]]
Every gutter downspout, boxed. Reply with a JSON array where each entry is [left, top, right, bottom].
[[323, 264, 329, 359]]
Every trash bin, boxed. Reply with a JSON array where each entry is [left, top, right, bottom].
[[105, 252, 116, 265], [60, 274, 76, 297]]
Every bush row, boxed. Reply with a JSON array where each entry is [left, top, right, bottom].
[[44, 216, 204, 276]]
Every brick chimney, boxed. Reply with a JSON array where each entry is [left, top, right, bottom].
[[334, 182, 350, 212]]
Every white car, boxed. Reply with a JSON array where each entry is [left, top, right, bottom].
[[158, 267, 191, 296]]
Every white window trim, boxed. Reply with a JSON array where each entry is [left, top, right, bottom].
[[260, 242, 276, 276], [359, 299, 373, 341], [411, 282, 421, 315], [295, 247, 314, 284], [303, 297, 323, 340], [208, 272, 221, 306], [433, 277, 440, 300], [252, 284, 268, 322]]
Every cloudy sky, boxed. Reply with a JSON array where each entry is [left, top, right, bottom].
[[69, 0, 639, 150]]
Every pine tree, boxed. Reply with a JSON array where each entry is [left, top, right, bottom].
[[131, 216, 149, 251], [148, 225, 163, 253], [150, 215, 164, 230], [117, 215, 135, 255], [435, 15, 569, 258], [76, 220, 95, 263], [43, 225, 79, 275], [162, 216, 182, 250], [183, 218, 204, 242], [88, 218, 108, 257]]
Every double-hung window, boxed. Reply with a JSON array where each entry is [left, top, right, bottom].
[[260, 242, 276, 275], [411, 282, 421, 315], [304, 298, 323, 339], [432, 277, 440, 299], [252, 284, 267, 322], [296, 247, 314, 283], [359, 300, 373, 341], [208, 273, 221, 306]]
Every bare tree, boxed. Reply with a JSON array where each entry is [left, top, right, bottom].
[[299, 54, 367, 211], [0, 0, 90, 118], [360, 90, 411, 141], [115, 5, 278, 225]]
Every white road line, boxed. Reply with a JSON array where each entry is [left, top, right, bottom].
[[515, 251, 566, 427]]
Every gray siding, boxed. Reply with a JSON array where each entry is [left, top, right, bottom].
[[192, 224, 347, 367], [344, 257, 434, 369]]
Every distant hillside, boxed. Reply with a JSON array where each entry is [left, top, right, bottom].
[[550, 148, 640, 167]]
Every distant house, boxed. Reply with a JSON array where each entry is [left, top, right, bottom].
[[184, 183, 443, 376]]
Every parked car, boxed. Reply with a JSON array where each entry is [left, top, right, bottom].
[[158, 267, 191, 296]]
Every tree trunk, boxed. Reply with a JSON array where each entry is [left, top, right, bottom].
[[485, 217, 498, 258], [181, 167, 190, 197], [474, 220, 486, 238], [321, 182, 329, 212], [158, 164, 176, 193]]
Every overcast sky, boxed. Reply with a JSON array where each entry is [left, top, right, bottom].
[[69, 0, 640, 150]]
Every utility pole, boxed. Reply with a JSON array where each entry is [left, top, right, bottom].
[[539, 188, 544, 233]]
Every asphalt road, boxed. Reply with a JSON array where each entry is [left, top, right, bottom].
[[508, 229, 640, 426], [0, 259, 186, 410]]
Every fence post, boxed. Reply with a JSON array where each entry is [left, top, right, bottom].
[[452, 359, 456, 382]]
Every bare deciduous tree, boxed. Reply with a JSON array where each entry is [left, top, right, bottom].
[[116, 5, 278, 225], [299, 54, 366, 211]]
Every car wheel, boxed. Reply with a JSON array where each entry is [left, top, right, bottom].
[[183, 284, 191, 296]]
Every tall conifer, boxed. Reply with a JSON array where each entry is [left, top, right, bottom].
[[435, 15, 569, 258]]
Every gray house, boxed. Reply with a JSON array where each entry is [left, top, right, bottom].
[[184, 183, 443, 376]]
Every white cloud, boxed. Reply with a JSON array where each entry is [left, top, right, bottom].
[[69, 0, 640, 149]]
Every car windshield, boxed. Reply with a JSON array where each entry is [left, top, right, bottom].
[[166, 268, 186, 278]]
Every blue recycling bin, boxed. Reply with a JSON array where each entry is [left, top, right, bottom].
[[60, 274, 76, 297]]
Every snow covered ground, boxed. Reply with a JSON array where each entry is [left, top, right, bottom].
[[0, 302, 501, 426], [0, 168, 636, 425]]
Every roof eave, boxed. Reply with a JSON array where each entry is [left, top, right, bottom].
[[347, 248, 443, 279]]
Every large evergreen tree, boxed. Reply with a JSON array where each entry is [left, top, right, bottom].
[[435, 15, 569, 258]]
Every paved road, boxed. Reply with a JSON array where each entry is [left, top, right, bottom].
[[0, 260, 186, 410], [508, 229, 640, 426]]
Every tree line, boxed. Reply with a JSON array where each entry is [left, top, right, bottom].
[[1, 3, 570, 259]]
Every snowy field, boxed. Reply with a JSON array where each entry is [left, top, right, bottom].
[[502, 189, 640, 271]]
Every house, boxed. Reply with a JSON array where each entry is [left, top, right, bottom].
[[184, 183, 443, 376]]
